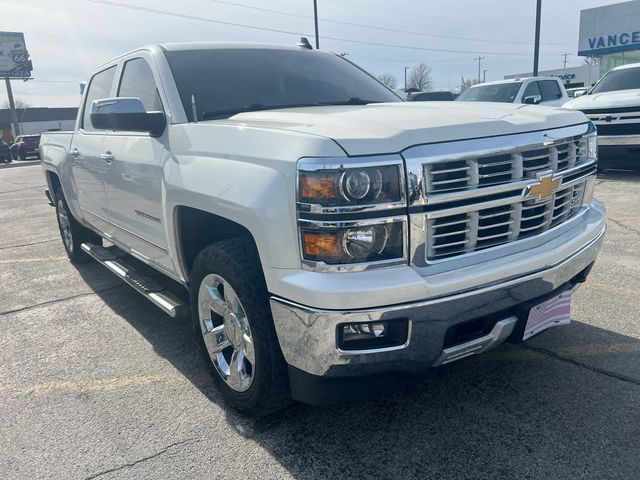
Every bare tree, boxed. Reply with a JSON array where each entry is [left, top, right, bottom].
[[583, 56, 600, 66], [377, 73, 398, 89], [407, 63, 433, 92], [460, 76, 480, 92], [2, 98, 30, 110]]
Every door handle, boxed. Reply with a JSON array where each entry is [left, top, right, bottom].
[[70, 147, 80, 159], [99, 152, 114, 164]]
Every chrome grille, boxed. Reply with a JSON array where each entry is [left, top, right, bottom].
[[427, 182, 586, 260], [426, 139, 585, 194]]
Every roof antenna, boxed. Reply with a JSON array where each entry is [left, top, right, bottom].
[[296, 37, 313, 49], [191, 94, 198, 123]]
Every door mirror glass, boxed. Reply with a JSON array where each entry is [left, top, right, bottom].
[[90, 97, 165, 136], [523, 94, 542, 105]]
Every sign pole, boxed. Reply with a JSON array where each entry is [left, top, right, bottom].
[[533, 0, 542, 76], [4, 78, 20, 139]]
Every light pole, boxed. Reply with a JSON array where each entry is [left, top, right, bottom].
[[533, 0, 542, 76], [313, 0, 320, 49], [404, 66, 410, 92]]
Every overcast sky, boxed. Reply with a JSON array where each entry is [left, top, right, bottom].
[[0, 0, 623, 107]]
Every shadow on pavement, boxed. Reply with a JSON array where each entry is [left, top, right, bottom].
[[72, 262, 640, 479]]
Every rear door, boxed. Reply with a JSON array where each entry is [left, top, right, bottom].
[[101, 54, 171, 268], [70, 65, 117, 234]]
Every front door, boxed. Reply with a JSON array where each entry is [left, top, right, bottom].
[[101, 56, 171, 269]]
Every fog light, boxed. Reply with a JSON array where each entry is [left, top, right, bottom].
[[338, 320, 410, 352]]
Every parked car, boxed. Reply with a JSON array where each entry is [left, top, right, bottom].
[[564, 62, 640, 170], [40, 41, 605, 416], [456, 77, 569, 106], [0, 139, 11, 163], [10, 134, 41, 160], [407, 91, 456, 101]]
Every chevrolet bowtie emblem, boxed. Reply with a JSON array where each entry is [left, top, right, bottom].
[[524, 175, 561, 201]]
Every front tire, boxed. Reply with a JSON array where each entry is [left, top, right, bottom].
[[190, 239, 290, 416], [54, 188, 101, 263]]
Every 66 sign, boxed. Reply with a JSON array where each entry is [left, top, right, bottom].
[[0, 31, 33, 78]]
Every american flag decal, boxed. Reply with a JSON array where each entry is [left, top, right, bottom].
[[523, 289, 574, 341]]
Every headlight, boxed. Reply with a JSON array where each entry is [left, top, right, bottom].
[[301, 220, 404, 265], [587, 134, 598, 160], [297, 156, 406, 270], [298, 158, 403, 209]]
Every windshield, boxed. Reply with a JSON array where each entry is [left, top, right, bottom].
[[456, 82, 522, 103], [164, 48, 401, 120], [590, 67, 640, 94]]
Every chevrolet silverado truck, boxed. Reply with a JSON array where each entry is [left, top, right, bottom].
[[40, 41, 606, 416], [564, 62, 640, 170]]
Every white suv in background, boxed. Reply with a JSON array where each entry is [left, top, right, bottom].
[[457, 77, 569, 106]]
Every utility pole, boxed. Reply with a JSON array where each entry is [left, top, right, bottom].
[[313, 0, 320, 49], [533, 0, 542, 76], [483, 69, 488, 83], [561, 52, 570, 77], [473, 56, 485, 83], [4, 78, 20, 139], [404, 66, 410, 92]]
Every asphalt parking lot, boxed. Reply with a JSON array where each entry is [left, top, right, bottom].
[[0, 160, 639, 479]]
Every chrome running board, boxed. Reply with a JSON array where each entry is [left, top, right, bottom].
[[81, 242, 188, 318], [433, 316, 518, 366]]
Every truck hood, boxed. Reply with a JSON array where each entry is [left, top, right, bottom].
[[563, 89, 640, 111], [212, 102, 588, 156]]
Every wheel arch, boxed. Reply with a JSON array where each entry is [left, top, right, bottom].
[[174, 206, 262, 283]]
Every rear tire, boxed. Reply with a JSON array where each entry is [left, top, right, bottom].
[[190, 238, 291, 416], [54, 188, 102, 263]]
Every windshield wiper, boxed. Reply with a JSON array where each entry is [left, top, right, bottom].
[[318, 97, 383, 106], [201, 98, 383, 119], [201, 103, 321, 119]]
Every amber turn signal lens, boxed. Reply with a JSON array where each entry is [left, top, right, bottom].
[[302, 232, 341, 259], [299, 174, 338, 201]]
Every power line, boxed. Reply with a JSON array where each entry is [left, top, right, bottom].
[[208, 0, 571, 47], [86, 0, 566, 57]]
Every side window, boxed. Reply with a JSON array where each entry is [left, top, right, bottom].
[[539, 80, 563, 101], [522, 81, 541, 101], [82, 66, 117, 131], [117, 58, 163, 112]]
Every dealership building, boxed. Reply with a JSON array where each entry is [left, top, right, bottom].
[[579, 0, 640, 74], [507, 1, 640, 88]]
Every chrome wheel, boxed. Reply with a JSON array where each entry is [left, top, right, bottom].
[[57, 199, 73, 253], [198, 273, 255, 392]]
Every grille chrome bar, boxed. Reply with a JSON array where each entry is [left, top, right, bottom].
[[425, 180, 588, 261]]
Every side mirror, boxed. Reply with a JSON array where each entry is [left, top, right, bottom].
[[574, 90, 587, 98], [523, 95, 542, 105], [90, 97, 165, 136]]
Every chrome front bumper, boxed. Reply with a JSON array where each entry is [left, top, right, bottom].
[[270, 217, 605, 377], [598, 135, 640, 146]]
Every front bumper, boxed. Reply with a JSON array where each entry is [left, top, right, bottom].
[[270, 203, 606, 378], [598, 135, 640, 146]]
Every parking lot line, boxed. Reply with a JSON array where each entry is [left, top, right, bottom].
[[0, 256, 67, 264], [0, 372, 202, 397]]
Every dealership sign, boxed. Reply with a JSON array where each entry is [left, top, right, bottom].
[[578, 1, 640, 56], [580, 31, 640, 55], [0, 31, 32, 78]]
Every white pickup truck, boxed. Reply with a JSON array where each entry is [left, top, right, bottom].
[[40, 41, 606, 415], [564, 62, 640, 170]]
